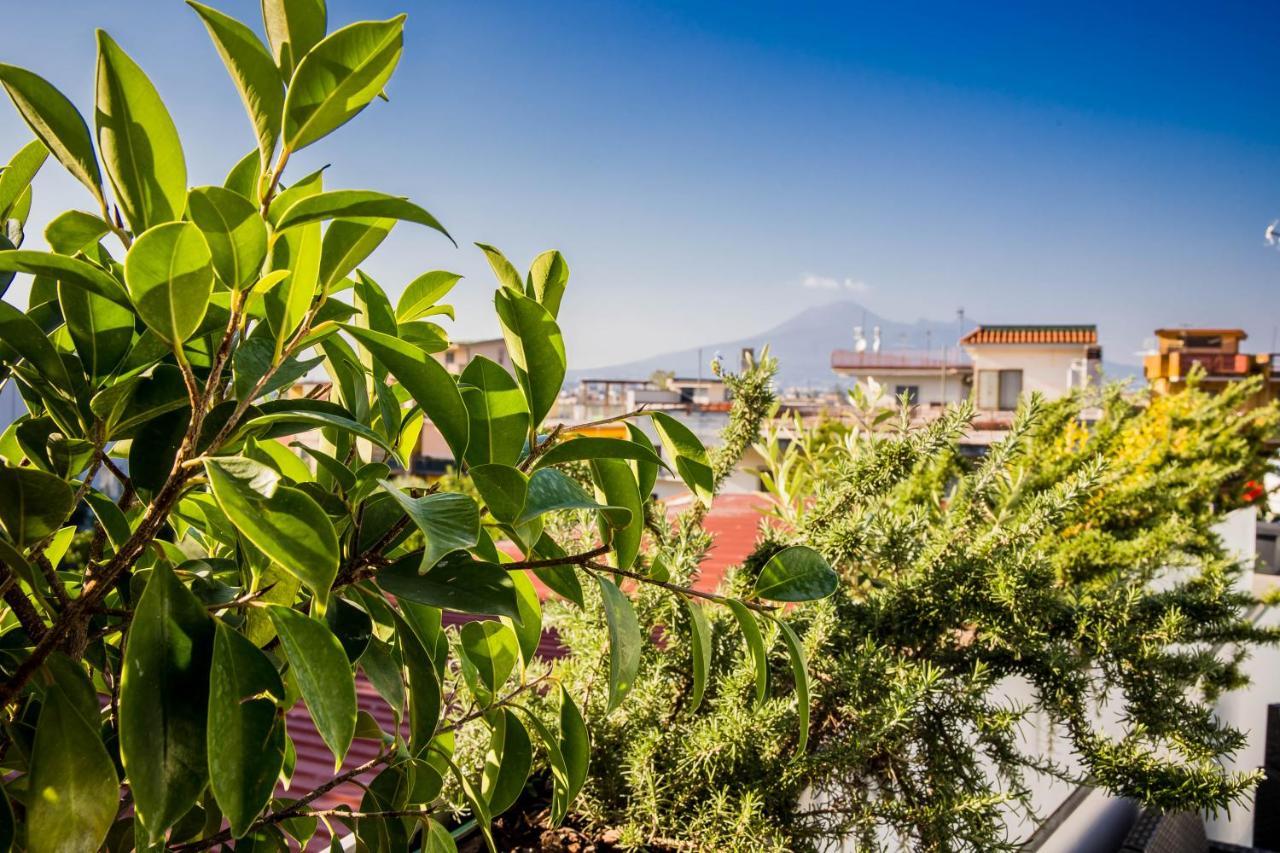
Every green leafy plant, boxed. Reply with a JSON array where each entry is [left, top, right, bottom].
[[0, 5, 835, 850], [533, 379, 1280, 851]]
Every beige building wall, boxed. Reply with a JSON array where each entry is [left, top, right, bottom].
[[965, 345, 1091, 405]]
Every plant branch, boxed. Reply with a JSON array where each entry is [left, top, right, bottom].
[[173, 746, 396, 851], [559, 406, 648, 434], [584, 561, 776, 614]]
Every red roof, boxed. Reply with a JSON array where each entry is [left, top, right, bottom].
[[960, 325, 1096, 345], [286, 492, 775, 847]]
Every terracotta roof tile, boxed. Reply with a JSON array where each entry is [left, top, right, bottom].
[[960, 324, 1097, 345]]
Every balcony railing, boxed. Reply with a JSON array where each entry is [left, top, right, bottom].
[[831, 349, 970, 370]]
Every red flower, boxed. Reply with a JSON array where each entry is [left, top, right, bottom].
[[1242, 480, 1264, 503]]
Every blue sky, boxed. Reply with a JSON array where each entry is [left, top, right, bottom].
[[3, 1, 1279, 367]]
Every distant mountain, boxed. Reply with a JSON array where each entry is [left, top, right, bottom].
[[567, 300, 1143, 391], [567, 301, 969, 390]]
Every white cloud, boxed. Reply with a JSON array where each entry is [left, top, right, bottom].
[[800, 274, 870, 294]]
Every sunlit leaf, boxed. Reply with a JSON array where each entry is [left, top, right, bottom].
[[95, 31, 186, 230], [753, 545, 837, 602], [0, 64, 105, 206], [187, 185, 267, 291], [124, 221, 214, 346], [282, 17, 406, 151], [188, 2, 284, 176], [493, 288, 565, 429], [204, 456, 339, 610], [267, 605, 356, 768]]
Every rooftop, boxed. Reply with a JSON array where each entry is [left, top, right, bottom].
[[960, 324, 1097, 345], [831, 349, 971, 371], [1154, 327, 1248, 340]]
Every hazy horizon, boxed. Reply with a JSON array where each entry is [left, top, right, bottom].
[[3, 1, 1278, 371]]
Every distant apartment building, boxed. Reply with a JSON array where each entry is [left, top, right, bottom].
[[829, 350, 971, 408], [436, 337, 509, 375], [960, 324, 1102, 410], [1143, 328, 1279, 404]]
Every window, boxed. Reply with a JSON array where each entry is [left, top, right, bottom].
[[894, 384, 920, 404], [976, 369, 1022, 411], [997, 369, 1022, 410], [444, 351, 456, 366]]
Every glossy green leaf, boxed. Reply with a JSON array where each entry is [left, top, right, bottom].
[[753, 545, 838, 602], [476, 242, 523, 293], [460, 355, 530, 468], [459, 620, 518, 705], [394, 610, 441, 755], [558, 686, 590, 824], [505, 568, 542, 666], [282, 17, 406, 151], [528, 532, 585, 607], [120, 562, 215, 842], [0, 139, 47, 217], [324, 595, 373, 663], [380, 484, 479, 571], [396, 270, 462, 323], [423, 818, 458, 853], [224, 147, 259, 196], [0, 463, 73, 547], [340, 324, 469, 461], [590, 459, 644, 571], [534, 436, 668, 472], [267, 605, 357, 768], [187, 186, 267, 290], [27, 685, 118, 853], [124, 221, 214, 346], [90, 364, 187, 439], [493, 288, 565, 429], [58, 280, 134, 381], [318, 216, 393, 289], [84, 488, 131, 553], [626, 422, 659, 500], [774, 618, 811, 757], [470, 464, 528, 524], [0, 64, 104, 205], [204, 456, 339, 610], [683, 598, 712, 712], [207, 621, 286, 838], [0, 298, 72, 392], [276, 190, 452, 243], [0, 250, 130, 306], [516, 467, 632, 529], [726, 600, 768, 707], [44, 209, 110, 255], [188, 2, 284, 175], [376, 553, 520, 620], [241, 409, 403, 464], [261, 0, 326, 77], [481, 708, 533, 816], [526, 249, 568, 319], [650, 411, 714, 507], [359, 638, 404, 725], [95, 31, 186, 231], [596, 575, 642, 712], [295, 443, 355, 491]]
